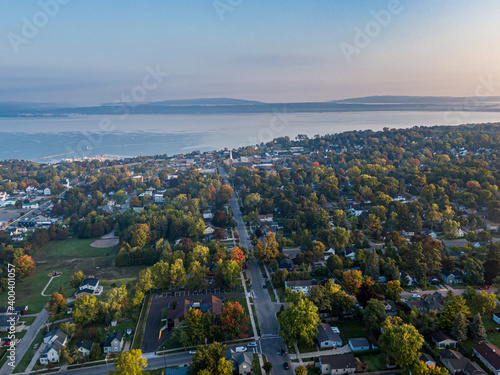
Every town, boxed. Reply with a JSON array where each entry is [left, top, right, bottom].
[[0, 123, 500, 375]]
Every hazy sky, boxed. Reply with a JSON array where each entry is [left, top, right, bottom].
[[1, 0, 500, 104]]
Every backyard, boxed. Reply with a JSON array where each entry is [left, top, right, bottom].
[[0, 238, 145, 313]]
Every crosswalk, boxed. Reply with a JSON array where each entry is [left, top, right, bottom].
[[261, 333, 281, 340]]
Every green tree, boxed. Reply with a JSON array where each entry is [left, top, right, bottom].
[[439, 293, 470, 331], [379, 324, 424, 369], [451, 311, 468, 342], [331, 227, 350, 251], [170, 259, 187, 289], [107, 349, 147, 375], [363, 299, 387, 331], [385, 280, 403, 302], [326, 254, 343, 273], [189, 342, 232, 375], [263, 361, 273, 375], [364, 251, 380, 279], [470, 313, 487, 341], [107, 286, 129, 320], [463, 258, 484, 285], [221, 260, 240, 287], [73, 295, 99, 326], [181, 308, 213, 347], [443, 220, 460, 239], [278, 294, 320, 346]]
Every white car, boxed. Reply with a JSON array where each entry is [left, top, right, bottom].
[[188, 350, 197, 354], [247, 342, 257, 347], [411, 294, 421, 298], [235, 346, 247, 352]]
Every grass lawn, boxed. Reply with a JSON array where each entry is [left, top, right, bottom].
[[0, 238, 145, 313], [19, 316, 36, 326], [358, 352, 387, 372], [335, 320, 367, 345], [253, 355, 262, 375], [297, 342, 317, 354], [159, 333, 182, 351], [266, 281, 276, 302]]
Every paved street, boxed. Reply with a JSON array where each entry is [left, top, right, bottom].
[[0, 309, 49, 375], [221, 165, 292, 375]]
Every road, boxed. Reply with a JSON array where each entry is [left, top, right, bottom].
[[220, 165, 291, 375], [0, 309, 49, 375]]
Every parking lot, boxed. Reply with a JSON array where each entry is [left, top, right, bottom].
[[142, 289, 245, 353]]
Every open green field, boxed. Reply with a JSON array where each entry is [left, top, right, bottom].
[[0, 238, 146, 313], [358, 352, 387, 372]]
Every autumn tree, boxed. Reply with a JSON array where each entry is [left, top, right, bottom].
[[411, 361, 448, 375], [253, 233, 280, 262], [13, 254, 36, 280], [230, 247, 246, 269], [342, 269, 363, 294], [47, 292, 67, 318], [181, 308, 213, 347], [108, 349, 147, 375], [219, 301, 249, 339]]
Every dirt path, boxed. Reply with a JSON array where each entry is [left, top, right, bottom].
[[90, 229, 119, 248]]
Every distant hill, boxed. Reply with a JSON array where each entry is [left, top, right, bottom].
[[1, 96, 500, 116], [333, 95, 500, 104]]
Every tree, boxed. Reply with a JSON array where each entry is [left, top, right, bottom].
[[463, 258, 484, 285], [108, 349, 147, 375], [221, 260, 240, 287], [181, 308, 212, 347], [385, 280, 403, 302], [129, 195, 141, 207], [262, 361, 273, 375], [364, 251, 379, 279], [230, 247, 246, 269], [466, 289, 497, 315], [342, 269, 363, 294], [411, 361, 448, 375], [417, 311, 438, 337], [326, 254, 343, 273], [439, 293, 470, 331], [278, 294, 320, 346], [484, 259, 500, 284], [363, 299, 387, 331], [451, 312, 468, 342], [189, 342, 232, 375], [13, 254, 36, 279], [73, 295, 99, 326], [70, 271, 86, 288], [59, 322, 76, 339], [331, 227, 350, 251], [107, 286, 129, 320], [170, 259, 187, 289], [253, 233, 280, 262], [219, 301, 249, 339], [295, 365, 308, 375], [47, 292, 67, 318], [379, 324, 424, 368], [470, 313, 487, 341]]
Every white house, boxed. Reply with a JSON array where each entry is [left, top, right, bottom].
[[22, 202, 39, 209], [285, 280, 313, 295], [154, 194, 164, 203], [317, 323, 342, 348], [324, 248, 335, 261], [75, 278, 102, 298], [40, 329, 67, 365], [104, 332, 123, 353], [0, 192, 7, 201], [43, 188, 51, 196], [76, 339, 94, 356]]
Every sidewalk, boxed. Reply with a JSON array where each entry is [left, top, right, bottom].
[[26, 343, 46, 372]]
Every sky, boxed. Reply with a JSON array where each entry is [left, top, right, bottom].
[[1, 0, 500, 104]]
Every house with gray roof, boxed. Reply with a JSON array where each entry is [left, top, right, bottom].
[[315, 353, 356, 375], [317, 323, 342, 348], [348, 338, 370, 352], [226, 349, 253, 375]]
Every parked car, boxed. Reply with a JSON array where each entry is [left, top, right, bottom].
[[247, 342, 257, 347], [235, 346, 247, 352], [263, 285, 267, 289], [189, 350, 197, 354], [411, 294, 421, 298], [481, 286, 491, 289], [284, 362, 290, 370]]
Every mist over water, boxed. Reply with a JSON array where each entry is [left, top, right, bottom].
[[0, 112, 499, 162]]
